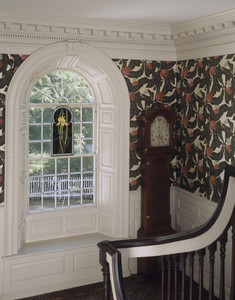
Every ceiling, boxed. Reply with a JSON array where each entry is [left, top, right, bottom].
[[1, 0, 235, 25]]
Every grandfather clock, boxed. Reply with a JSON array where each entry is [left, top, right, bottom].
[[137, 103, 177, 276]]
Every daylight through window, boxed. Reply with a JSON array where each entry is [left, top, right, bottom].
[[28, 71, 95, 212]]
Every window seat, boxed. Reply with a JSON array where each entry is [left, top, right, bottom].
[[17, 233, 114, 256]]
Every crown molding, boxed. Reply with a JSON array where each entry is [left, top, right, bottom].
[[0, 9, 235, 60], [172, 9, 235, 59]]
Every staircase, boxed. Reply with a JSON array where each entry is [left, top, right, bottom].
[[98, 164, 235, 300]]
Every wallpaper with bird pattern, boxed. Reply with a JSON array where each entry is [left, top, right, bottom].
[[0, 54, 234, 204]]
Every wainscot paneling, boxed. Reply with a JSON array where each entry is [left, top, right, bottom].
[[2, 233, 130, 300]]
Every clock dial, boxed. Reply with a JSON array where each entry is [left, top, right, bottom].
[[150, 116, 169, 147]]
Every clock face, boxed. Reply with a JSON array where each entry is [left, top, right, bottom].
[[150, 116, 170, 147]]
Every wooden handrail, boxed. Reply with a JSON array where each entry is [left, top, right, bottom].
[[98, 164, 235, 300]]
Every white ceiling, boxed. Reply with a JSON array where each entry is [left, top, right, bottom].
[[1, 0, 235, 24]]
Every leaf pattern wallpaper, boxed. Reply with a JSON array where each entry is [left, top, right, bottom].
[[0, 54, 234, 204], [114, 55, 234, 202], [0, 54, 28, 203]]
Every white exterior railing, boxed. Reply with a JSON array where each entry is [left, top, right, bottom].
[[29, 175, 94, 199]]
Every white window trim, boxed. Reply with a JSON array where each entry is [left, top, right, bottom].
[[5, 41, 130, 256]]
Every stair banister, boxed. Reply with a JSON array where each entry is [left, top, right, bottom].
[[98, 164, 235, 300]]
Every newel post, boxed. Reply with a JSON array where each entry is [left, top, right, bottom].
[[98, 243, 111, 300]]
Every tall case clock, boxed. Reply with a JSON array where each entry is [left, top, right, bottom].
[[137, 103, 177, 276]]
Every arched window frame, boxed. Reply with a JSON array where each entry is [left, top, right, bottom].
[[5, 41, 130, 256]]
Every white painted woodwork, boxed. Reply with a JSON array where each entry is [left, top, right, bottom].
[[2, 233, 130, 300], [1, 10, 235, 60], [0, 183, 232, 299], [5, 41, 130, 252]]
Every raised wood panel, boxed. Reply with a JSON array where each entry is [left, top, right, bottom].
[[67, 214, 96, 234], [2, 244, 105, 299], [26, 209, 98, 242], [99, 213, 113, 235], [11, 257, 65, 282], [97, 81, 112, 104], [101, 111, 114, 125], [99, 172, 112, 209], [27, 217, 62, 241], [73, 250, 99, 276], [100, 131, 113, 168]]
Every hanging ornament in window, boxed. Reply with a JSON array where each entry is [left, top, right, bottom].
[[52, 107, 73, 155]]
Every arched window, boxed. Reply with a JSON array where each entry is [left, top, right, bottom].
[[28, 71, 95, 211], [5, 42, 129, 255]]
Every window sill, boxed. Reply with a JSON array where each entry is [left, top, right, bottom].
[[18, 232, 114, 256]]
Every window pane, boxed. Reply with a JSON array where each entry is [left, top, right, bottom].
[[29, 125, 41, 141], [82, 173, 94, 204], [73, 108, 80, 122], [43, 194, 55, 209], [57, 175, 68, 207], [57, 158, 68, 174], [29, 176, 42, 195], [30, 89, 43, 104], [29, 142, 41, 157], [29, 108, 41, 123], [29, 160, 41, 176], [74, 79, 93, 103], [70, 157, 81, 173], [43, 108, 54, 123], [29, 174, 42, 210], [43, 124, 51, 140], [43, 159, 55, 175], [57, 191, 68, 208], [74, 124, 80, 136], [43, 88, 57, 104], [82, 107, 93, 122], [43, 141, 50, 157], [70, 193, 81, 206], [74, 139, 81, 155], [82, 123, 93, 138], [43, 175, 55, 193], [82, 139, 93, 154], [29, 195, 42, 211], [70, 174, 81, 206], [83, 157, 93, 172]]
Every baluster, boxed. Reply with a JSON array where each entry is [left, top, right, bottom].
[[167, 255, 173, 300], [173, 254, 179, 300], [208, 241, 217, 300], [230, 209, 235, 300], [180, 253, 188, 300], [219, 231, 228, 300], [197, 248, 206, 300], [161, 256, 167, 300], [189, 251, 195, 300]]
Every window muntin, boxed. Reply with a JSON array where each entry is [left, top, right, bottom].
[[28, 71, 95, 212]]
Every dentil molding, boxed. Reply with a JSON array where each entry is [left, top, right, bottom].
[[1, 9, 235, 60]]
